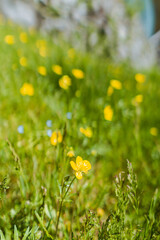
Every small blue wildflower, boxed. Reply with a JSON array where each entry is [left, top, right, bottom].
[[66, 112, 72, 120], [46, 120, 52, 127], [17, 125, 24, 134], [47, 129, 52, 137]]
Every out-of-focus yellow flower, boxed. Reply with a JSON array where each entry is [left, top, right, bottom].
[[135, 73, 146, 83], [4, 35, 15, 45], [72, 69, 84, 79], [150, 127, 158, 136], [19, 57, 27, 67], [39, 47, 47, 57], [110, 80, 122, 90], [50, 131, 63, 146], [20, 83, 34, 96], [97, 208, 105, 217], [104, 105, 113, 121], [67, 150, 75, 158], [107, 86, 114, 96], [52, 65, 62, 75], [19, 32, 27, 43], [68, 48, 75, 59], [59, 75, 71, 90], [91, 150, 97, 156], [132, 94, 143, 105], [70, 156, 91, 180], [36, 39, 46, 48], [38, 66, 47, 76], [80, 127, 93, 138]]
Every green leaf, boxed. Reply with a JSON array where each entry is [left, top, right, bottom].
[[14, 225, 19, 240], [35, 211, 54, 239], [22, 227, 30, 240], [0, 230, 6, 240]]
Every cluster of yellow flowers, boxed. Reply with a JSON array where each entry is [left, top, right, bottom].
[[104, 105, 113, 121], [80, 127, 93, 138], [70, 156, 91, 180], [20, 83, 34, 96], [107, 79, 122, 96], [59, 75, 71, 90], [50, 131, 63, 146]]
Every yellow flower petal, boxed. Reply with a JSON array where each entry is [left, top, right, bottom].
[[72, 69, 84, 79], [38, 66, 47, 76], [110, 80, 122, 90], [82, 160, 91, 173], [75, 171, 83, 180], [52, 65, 62, 75], [76, 156, 83, 169], [107, 86, 114, 96], [70, 161, 78, 171], [104, 105, 113, 121], [135, 73, 146, 83]]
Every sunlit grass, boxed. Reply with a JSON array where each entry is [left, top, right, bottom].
[[0, 17, 160, 239]]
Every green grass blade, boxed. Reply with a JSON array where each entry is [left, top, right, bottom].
[[14, 226, 19, 240], [22, 227, 30, 240], [35, 211, 54, 239], [0, 230, 6, 240]]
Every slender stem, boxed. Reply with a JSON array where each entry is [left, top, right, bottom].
[[55, 176, 76, 238]]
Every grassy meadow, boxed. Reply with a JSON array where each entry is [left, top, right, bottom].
[[0, 16, 160, 239]]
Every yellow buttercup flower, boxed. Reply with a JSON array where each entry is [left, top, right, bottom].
[[107, 86, 114, 96], [4, 35, 15, 45], [132, 94, 143, 106], [39, 47, 47, 57], [104, 105, 113, 121], [97, 208, 105, 217], [20, 83, 34, 96], [110, 80, 122, 90], [135, 73, 146, 83], [80, 127, 93, 138], [19, 32, 27, 43], [72, 69, 84, 79], [38, 66, 47, 76], [67, 150, 75, 158], [19, 57, 27, 67], [150, 127, 158, 136], [70, 156, 91, 180], [59, 75, 71, 90], [52, 65, 62, 75], [50, 131, 63, 146]]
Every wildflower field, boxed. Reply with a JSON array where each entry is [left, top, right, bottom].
[[1, 18, 160, 240]]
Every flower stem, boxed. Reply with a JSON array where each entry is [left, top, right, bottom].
[[55, 176, 76, 238]]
